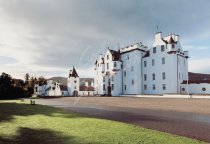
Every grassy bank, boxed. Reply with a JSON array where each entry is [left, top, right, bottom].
[[0, 100, 205, 144]]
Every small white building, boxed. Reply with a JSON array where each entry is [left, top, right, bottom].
[[34, 67, 94, 97], [34, 80, 64, 96], [67, 67, 95, 96], [181, 73, 210, 94]]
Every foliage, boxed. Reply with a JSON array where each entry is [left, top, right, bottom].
[[0, 72, 46, 99], [0, 101, 205, 144]]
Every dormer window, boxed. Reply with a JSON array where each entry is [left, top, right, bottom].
[[172, 44, 175, 48], [107, 55, 109, 60]]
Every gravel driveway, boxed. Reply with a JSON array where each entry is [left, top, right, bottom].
[[33, 97, 210, 143]]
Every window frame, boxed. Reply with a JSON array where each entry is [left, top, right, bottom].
[[162, 72, 166, 80], [163, 84, 166, 90], [152, 59, 155, 66], [161, 45, 165, 52], [132, 79, 134, 85], [144, 61, 147, 67], [144, 85, 147, 90], [144, 74, 147, 81], [162, 57, 165, 64], [153, 84, 156, 90], [153, 47, 156, 54], [152, 73, 155, 80]]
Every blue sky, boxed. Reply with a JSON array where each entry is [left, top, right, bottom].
[[0, 0, 210, 79]]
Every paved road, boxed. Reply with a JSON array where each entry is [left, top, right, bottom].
[[33, 97, 210, 143]]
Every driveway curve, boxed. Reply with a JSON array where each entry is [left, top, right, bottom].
[[34, 97, 210, 143]]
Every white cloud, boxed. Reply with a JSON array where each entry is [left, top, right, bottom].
[[189, 58, 210, 74], [0, 0, 210, 79], [183, 45, 209, 50]]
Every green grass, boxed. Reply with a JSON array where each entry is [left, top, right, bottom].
[[0, 100, 205, 144]]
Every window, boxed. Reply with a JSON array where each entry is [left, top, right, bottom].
[[132, 79, 134, 85], [153, 84, 156, 90], [144, 74, 147, 81], [152, 59, 155, 66], [114, 62, 117, 67], [107, 63, 109, 70], [124, 71, 126, 77], [144, 85, 147, 90], [162, 72, 166, 80], [103, 84, 106, 90], [172, 44, 175, 48], [162, 57, 165, 64], [163, 84, 166, 90], [103, 77, 105, 82], [131, 66, 134, 71], [161, 45, 165, 52], [74, 80, 77, 83], [153, 47, 156, 53], [184, 59, 186, 66], [112, 75, 114, 81], [74, 86, 76, 89], [144, 61, 147, 67], [127, 55, 129, 60], [112, 84, 114, 91], [182, 88, 185, 91], [124, 85, 126, 90], [202, 87, 206, 91], [107, 55, 109, 60], [152, 73, 155, 80]]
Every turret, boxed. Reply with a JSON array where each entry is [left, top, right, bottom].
[[67, 66, 80, 96]]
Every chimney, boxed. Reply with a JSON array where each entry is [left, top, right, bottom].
[[175, 35, 179, 42], [99, 54, 102, 59], [155, 32, 162, 41], [85, 81, 88, 87], [91, 80, 94, 87]]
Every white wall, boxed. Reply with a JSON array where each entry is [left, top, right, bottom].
[[181, 83, 210, 94], [142, 33, 188, 95], [79, 91, 94, 96], [67, 77, 79, 96], [62, 91, 69, 96], [121, 50, 144, 95], [94, 55, 104, 95]]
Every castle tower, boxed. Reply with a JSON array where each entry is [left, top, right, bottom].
[[67, 66, 80, 96]]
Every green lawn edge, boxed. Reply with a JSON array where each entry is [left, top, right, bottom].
[[0, 100, 206, 144]]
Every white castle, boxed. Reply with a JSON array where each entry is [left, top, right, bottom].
[[35, 32, 210, 96], [94, 32, 210, 96]]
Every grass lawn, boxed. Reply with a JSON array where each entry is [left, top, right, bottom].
[[0, 100, 205, 144]]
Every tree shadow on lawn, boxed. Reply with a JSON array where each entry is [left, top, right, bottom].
[[0, 127, 78, 144], [0, 102, 83, 123]]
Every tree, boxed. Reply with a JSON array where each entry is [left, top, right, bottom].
[[37, 76, 47, 86], [0, 72, 14, 99], [25, 73, 30, 85]]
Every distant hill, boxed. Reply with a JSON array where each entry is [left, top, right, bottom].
[[48, 77, 67, 86]]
